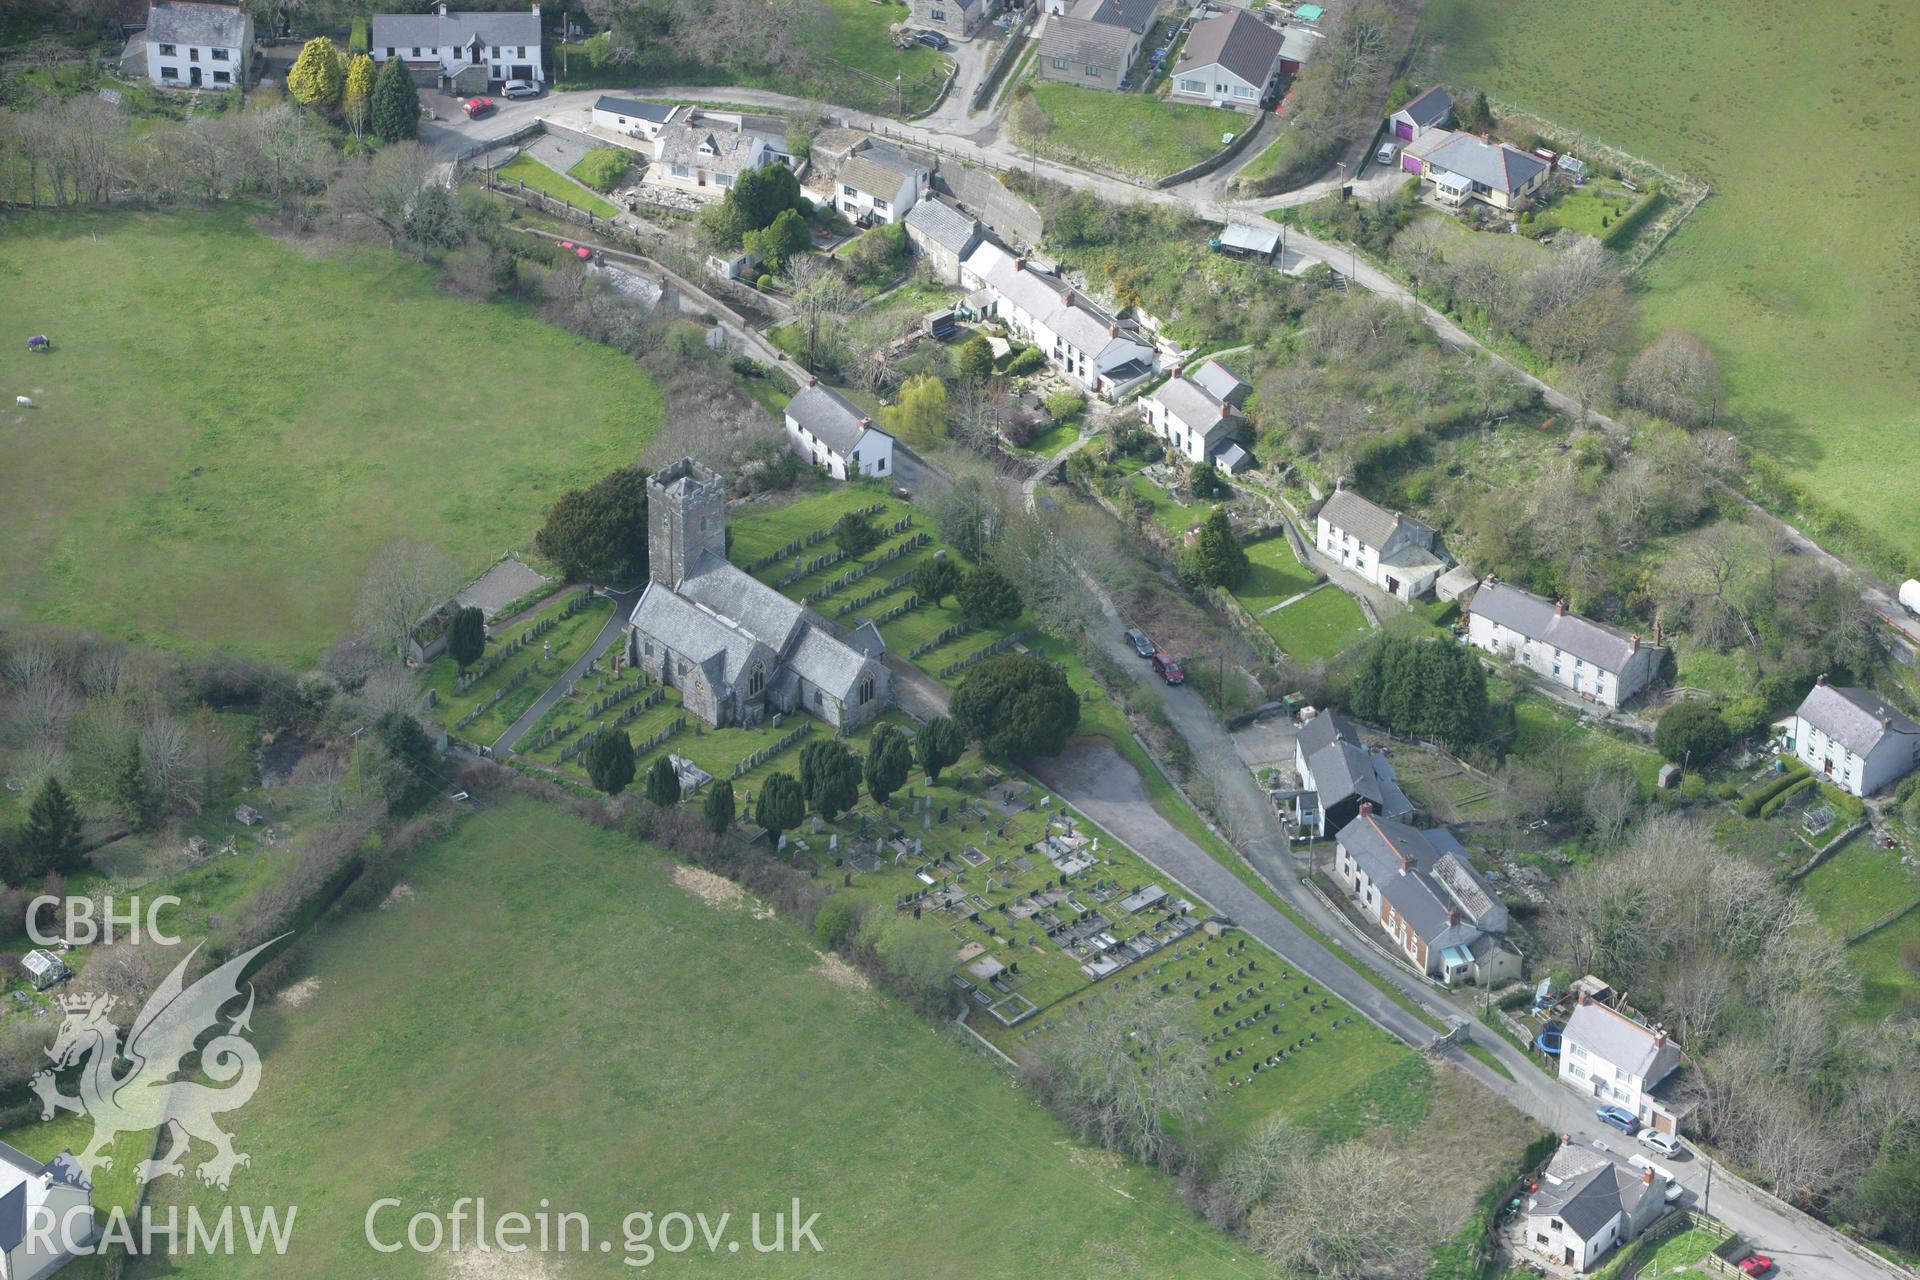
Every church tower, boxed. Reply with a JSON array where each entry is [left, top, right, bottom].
[[647, 458, 727, 587]]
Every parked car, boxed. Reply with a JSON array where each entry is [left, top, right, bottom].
[[502, 79, 540, 99], [1736, 1254, 1774, 1276], [1151, 653, 1184, 685], [1125, 628, 1156, 658], [462, 96, 496, 118], [1375, 141, 1397, 166], [915, 29, 949, 48], [1595, 1105, 1639, 1134], [1637, 1129, 1683, 1158]]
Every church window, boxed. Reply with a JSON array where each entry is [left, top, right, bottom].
[[859, 676, 875, 705], [749, 667, 765, 696]]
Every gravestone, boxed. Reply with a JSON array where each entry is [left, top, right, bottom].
[[544, 640, 552, 660]]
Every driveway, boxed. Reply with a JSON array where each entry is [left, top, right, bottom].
[[489, 585, 642, 754]]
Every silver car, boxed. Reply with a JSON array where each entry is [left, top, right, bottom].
[[502, 79, 540, 99]]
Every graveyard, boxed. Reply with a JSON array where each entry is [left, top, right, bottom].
[[425, 588, 616, 749]]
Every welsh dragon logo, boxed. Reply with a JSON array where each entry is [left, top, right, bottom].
[[31, 939, 280, 1190]]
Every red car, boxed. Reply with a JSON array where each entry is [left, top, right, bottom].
[[1151, 653, 1184, 685], [462, 96, 496, 118], [1736, 1255, 1774, 1277]]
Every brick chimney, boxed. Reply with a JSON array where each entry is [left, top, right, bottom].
[[1643, 1167, 1655, 1186], [1629, 632, 1640, 653], [859, 416, 872, 428], [1108, 323, 1119, 338], [1554, 598, 1566, 617], [1817, 672, 1828, 686], [1652, 620, 1663, 646], [1447, 906, 1462, 926], [1578, 992, 1590, 1006], [807, 375, 819, 387], [1220, 402, 1232, 419], [1172, 364, 1184, 380], [1654, 1029, 1667, 1047], [1358, 802, 1374, 816], [1014, 257, 1026, 272]]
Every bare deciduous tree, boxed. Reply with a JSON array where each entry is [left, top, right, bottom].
[[1622, 330, 1723, 426], [353, 541, 457, 662], [1248, 1141, 1435, 1279]]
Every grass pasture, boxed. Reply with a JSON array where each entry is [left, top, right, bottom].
[[0, 209, 662, 666], [1016, 82, 1240, 180], [1422, 0, 1920, 564], [132, 799, 1255, 1278], [1259, 586, 1370, 662]]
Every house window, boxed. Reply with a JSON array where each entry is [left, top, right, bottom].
[[160, 65, 178, 79], [842, 184, 857, 196], [931, 6, 946, 16], [212, 47, 229, 60], [1234, 85, 1254, 97], [876, 456, 886, 472], [1084, 63, 1101, 77], [491, 46, 500, 57], [517, 46, 526, 57], [189, 47, 200, 61], [212, 69, 230, 83], [1179, 78, 1205, 93], [386, 47, 396, 57], [873, 198, 889, 212], [411, 46, 422, 56], [859, 677, 875, 705], [159, 42, 176, 54], [1050, 57, 1068, 69]]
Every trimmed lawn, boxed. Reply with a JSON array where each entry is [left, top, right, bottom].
[[1537, 178, 1657, 240], [1232, 535, 1320, 614], [1635, 1227, 1726, 1274], [133, 799, 1256, 1277], [1260, 586, 1370, 662], [1017, 82, 1240, 180], [495, 152, 622, 218], [1423, 0, 1920, 565], [0, 209, 662, 665], [1848, 911, 1920, 1024]]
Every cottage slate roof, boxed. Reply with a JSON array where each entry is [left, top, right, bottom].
[[1068, 0, 1156, 31], [1394, 84, 1452, 128], [1402, 126, 1456, 163], [1422, 132, 1548, 195], [785, 382, 881, 458], [905, 196, 981, 254], [1563, 1000, 1674, 1078], [786, 626, 873, 700], [1470, 579, 1656, 674], [148, 0, 249, 47], [1218, 222, 1281, 257], [371, 6, 539, 51], [628, 582, 771, 688], [654, 121, 761, 173], [1215, 442, 1252, 471], [1339, 813, 1504, 943], [1039, 15, 1138, 71], [1095, 333, 1156, 379], [594, 95, 675, 123], [839, 149, 922, 201], [1154, 376, 1237, 437], [1190, 357, 1250, 406], [1318, 488, 1430, 550], [1173, 8, 1283, 88], [1309, 740, 1389, 810], [1296, 707, 1360, 757], [1793, 682, 1920, 757], [676, 552, 810, 654], [1531, 1157, 1660, 1241]]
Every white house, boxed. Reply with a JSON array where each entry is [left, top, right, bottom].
[[1406, 129, 1550, 211], [370, 2, 542, 85], [833, 142, 930, 225], [903, 197, 983, 284], [1332, 809, 1520, 986], [1292, 709, 1413, 837], [1466, 579, 1664, 709], [960, 241, 1158, 399], [591, 95, 677, 142], [1779, 676, 1920, 797], [0, 1145, 94, 1279], [1035, 0, 1156, 90], [1168, 7, 1283, 112], [648, 112, 796, 195], [1314, 488, 1444, 600], [1140, 359, 1249, 465], [909, 0, 997, 39], [144, 0, 252, 90], [1525, 1141, 1669, 1274], [1388, 84, 1452, 141], [784, 381, 895, 481], [1558, 995, 1685, 1135]]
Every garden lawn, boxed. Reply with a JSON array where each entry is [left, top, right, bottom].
[[1232, 535, 1320, 614], [1259, 586, 1370, 662], [131, 799, 1254, 1278], [0, 208, 661, 666], [1018, 82, 1240, 180], [1800, 834, 1920, 938], [1536, 179, 1656, 241], [1633, 1227, 1725, 1274], [422, 593, 614, 748], [1423, 0, 1920, 564], [1846, 910, 1920, 1024], [495, 152, 622, 218]]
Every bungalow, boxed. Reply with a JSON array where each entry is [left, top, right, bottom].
[[1388, 85, 1452, 141], [144, 0, 252, 90], [1036, 0, 1157, 90], [903, 196, 983, 284], [1168, 8, 1284, 113], [1314, 488, 1444, 600], [1558, 995, 1685, 1134], [0, 1144, 95, 1279], [833, 142, 931, 225], [1525, 1140, 1669, 1273], [784, 381, 895, 481], [591, 95, 677, 142], [1332, 808, 1520, 986], [1140, 359, 1250, 465], [1466, 579, 1664, 709], [960, 241, 1158, 399], [909, 0, 997, 39], [1292, 708, 1413, 837], [1409, 129, 1550, 211], [370, 2, 542, 87], [650, 116, 773, 194], [1779, 675, 1920, 797]]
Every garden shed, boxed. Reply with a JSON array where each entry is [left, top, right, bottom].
[[23, 950, 70, 991]]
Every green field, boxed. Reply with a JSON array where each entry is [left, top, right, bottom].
[[1017, 82, 1240, 179], [1422, 0, 1920, 563], [133, 799, 1257, 1277], [1259, 586, 1370, 662], [496, 152, 623, 218], [0, 209, 662, 665], [1799, 834, 1919, 937], [1233, 535, 1320, 614]]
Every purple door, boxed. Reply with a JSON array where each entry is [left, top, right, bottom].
[[1401, 153, 1422, 173], [1394, 119, 1413, 140]]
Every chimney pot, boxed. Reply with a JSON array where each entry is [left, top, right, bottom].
[[1108, 323, 1119, 338], [1630, 632, 1640, 653], [859, 416, 872, 428], [1655, 1030, 1667, 1046], [1578, 993, 1590, 1005], [1358, 801, 1374, 815], [1220, 402, 1232, 418]]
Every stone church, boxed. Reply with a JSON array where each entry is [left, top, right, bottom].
[[625, 459, 893, 730]]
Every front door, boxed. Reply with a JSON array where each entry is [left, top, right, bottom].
[[189, 66, 202, 87], [1384, 575, 1400, 596]]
